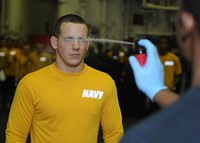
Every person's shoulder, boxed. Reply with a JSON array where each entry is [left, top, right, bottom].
[[86, 65, 113, 80], [167, 52, 180, 59], [21, 65, 52, 81], [181, 87, 200, 100], [121, 87, 200, 143]]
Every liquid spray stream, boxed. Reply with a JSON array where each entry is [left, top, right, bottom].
[[87, 38, 135, 46]]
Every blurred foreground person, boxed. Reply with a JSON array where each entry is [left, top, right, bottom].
[[120, 0, 200, 142], [6, 14, 123, 143]]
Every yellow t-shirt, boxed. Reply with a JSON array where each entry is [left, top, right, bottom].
[[159, 52, 182, 90], [6, 64, 124, 143]]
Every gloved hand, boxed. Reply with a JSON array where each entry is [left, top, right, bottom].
[[129, 39, 167, 101]]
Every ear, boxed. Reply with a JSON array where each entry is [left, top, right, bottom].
[[180, 11, 195, 33], [50, 36, 58, 50], [86, 41, 90, 50]]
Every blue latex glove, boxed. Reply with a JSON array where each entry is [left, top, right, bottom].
[[129, 39, 167, 101]]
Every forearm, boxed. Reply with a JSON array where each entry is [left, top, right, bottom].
[[101, 85, 124, 142], [6, 82, 33, 142], [154, 89, 180, 107]]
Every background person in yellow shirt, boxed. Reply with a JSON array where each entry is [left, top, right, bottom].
[[6, 14, 124, 143], [157, 36, 182, 92]]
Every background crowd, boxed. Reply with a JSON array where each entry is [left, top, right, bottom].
[[0, 35, 191, 116]]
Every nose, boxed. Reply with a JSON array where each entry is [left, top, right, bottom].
[[72, 39, 80, 50]]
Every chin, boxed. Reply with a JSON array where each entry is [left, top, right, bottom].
[[68, 61, 83, 67]]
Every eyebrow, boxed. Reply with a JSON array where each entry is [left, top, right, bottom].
[[64, 37, 87, 39]]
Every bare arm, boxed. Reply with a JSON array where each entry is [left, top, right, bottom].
[[154, 89, 180, 107]]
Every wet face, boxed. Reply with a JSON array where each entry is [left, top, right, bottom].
[[51, 22, 89, 71]]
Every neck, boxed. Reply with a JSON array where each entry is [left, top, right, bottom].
[[158, 49, 168, 55], [191, 32, 200, 86], [54, 62, 85, 73]]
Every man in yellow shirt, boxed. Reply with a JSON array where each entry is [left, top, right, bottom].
[[157, 36, 182, 92], [6, 14, 124, 143]]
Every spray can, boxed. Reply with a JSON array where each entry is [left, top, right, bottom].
[[135, 41, 146, 67]]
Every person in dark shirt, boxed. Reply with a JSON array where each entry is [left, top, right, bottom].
[[120, 0, 200, 142]]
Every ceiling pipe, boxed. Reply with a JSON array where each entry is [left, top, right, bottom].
[[142, 0, 179, 11]]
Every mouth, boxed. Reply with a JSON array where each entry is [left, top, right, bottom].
[[70, 54, 80, 58]]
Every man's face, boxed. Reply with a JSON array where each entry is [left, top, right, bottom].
[[55, 22, 89, 69], [158, 38, 169, 54]]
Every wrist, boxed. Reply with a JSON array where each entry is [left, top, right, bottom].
[[146, 85, 168, 101], [154, 89, 180, 107]]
